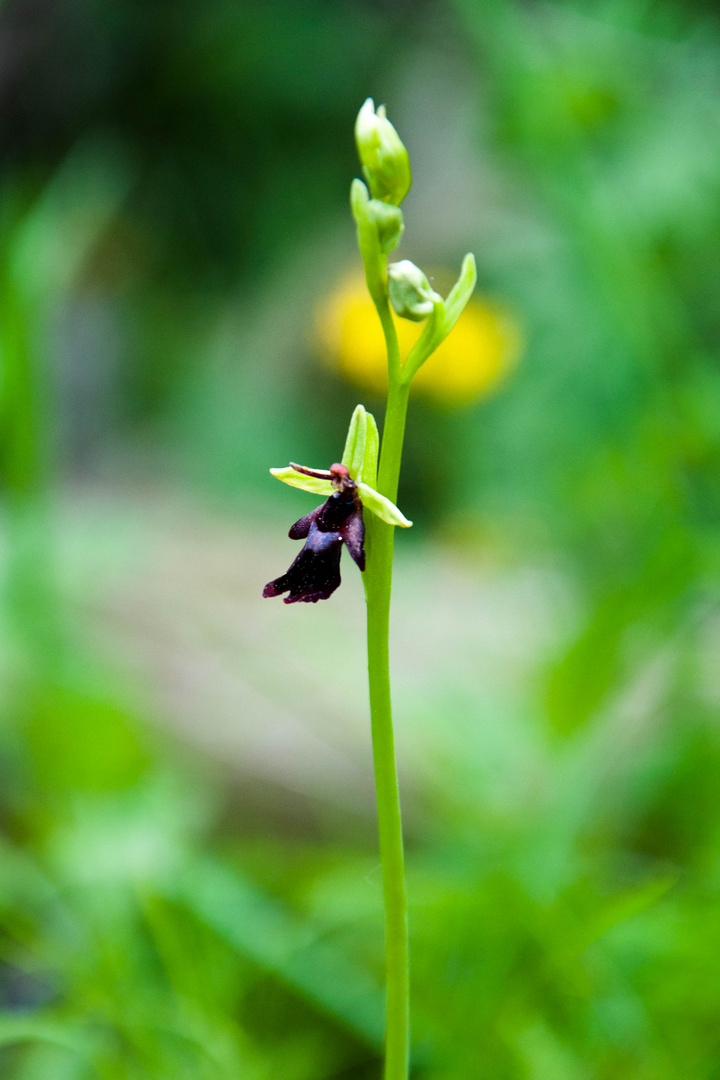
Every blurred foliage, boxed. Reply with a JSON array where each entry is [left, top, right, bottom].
[[3, 0, 720, 1076]]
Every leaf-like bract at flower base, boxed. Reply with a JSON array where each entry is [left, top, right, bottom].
[[442, 253, 477, 340], [403, 253, 477, 384]]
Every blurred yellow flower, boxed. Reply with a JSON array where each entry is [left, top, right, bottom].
[[316, 272, 520, 407]]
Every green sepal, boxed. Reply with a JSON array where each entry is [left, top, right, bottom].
[[269, 468, 334, 497], [271, 451, 410, 528], [272, 407, 408, 526], [402, 253, 477, 384], [358, 483, 413, 528], [342, 404, 367, 480], [342, 404, 379, 486], [362, 412, 380, 487]]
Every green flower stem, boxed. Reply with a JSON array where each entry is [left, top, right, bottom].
[[363, 302, 411, 1079], [353, 114, 473, 1078]]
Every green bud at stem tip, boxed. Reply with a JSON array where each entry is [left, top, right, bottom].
[[355, 98, 412, 207]]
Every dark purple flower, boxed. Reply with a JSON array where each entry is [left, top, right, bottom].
[[263, 464, 365, 604]]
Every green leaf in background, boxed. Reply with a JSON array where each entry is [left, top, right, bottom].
[[173, 857, 385, 1047]]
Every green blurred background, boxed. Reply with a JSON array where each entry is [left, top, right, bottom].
[[3, 0, 720, 1076]]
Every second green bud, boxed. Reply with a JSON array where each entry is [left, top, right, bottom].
[[387, 260, 442, 322]]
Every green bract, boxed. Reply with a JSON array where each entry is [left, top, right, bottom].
[[442, 251, 478, 338], [354, 98, 411, 207], [270, 405, 412, 528], [401, 253, 478, 383], [350, 179, 385, 308]]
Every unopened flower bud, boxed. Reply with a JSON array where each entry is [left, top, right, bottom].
[[387, 260, 441, 322], [367, 199, 404, 253], [355, 98, 411, 206]]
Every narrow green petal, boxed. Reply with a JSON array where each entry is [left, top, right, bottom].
[[270, 467, 334, 497], [358, 483, 413, 527]]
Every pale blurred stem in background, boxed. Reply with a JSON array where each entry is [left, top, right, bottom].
[[1, 152, 131, 676], [362, 281, 411, 1079], [0, 234, 59, 675]]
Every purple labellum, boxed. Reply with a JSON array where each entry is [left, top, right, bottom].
[[263, 470, 365, 604]]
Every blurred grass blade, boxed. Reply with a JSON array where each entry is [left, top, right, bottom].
[[174, 857, 384, 1046], [9, 136, 136, 300], [0, 1017, 95, 1056]]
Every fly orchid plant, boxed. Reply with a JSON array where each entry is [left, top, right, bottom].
[[264, 98, 477, 1080]]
